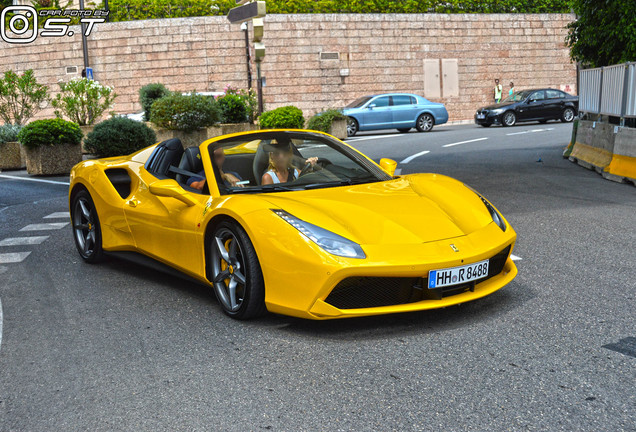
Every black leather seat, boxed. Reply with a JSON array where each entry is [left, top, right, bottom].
[[176, 147, 203, 185], [146, 138, 184, 179]]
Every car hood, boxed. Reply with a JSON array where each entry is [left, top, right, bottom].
[[479, 101, 518, 111], [261, 174, 494, 245]]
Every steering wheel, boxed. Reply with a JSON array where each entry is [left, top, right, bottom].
[[298, 162, 312, 177]]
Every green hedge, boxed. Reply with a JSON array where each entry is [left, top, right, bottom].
[[150, 93, 220, 131], [106, 0, 570, 21], [217, 93, 248, 124], [139, 83, 170, 122], [259, 106, 305, 129], [17, 119, 82, 149], [307, 109, 346, 133], [84, 117, 157, 157]]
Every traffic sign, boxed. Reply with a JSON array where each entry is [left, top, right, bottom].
[[85, 67, 93, 80], [227, 1, 266, 24]]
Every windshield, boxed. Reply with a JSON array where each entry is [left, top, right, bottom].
[[207, 131, 391, 195], [502, 90, 531, 103], [345, 96, 372, 108]]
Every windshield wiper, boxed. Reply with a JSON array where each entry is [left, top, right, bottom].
[[302, 178, 378, 190], [228, 184, 302, 194]]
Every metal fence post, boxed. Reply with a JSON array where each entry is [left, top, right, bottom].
[[598, 66, 604, 120], [620, 63, 630, 127]]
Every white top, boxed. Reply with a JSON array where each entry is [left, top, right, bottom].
[[265, 168, 300, 184]]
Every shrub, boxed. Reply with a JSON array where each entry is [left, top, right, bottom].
[[17, 119, 82, 149], [259, 106, 305, 129], [0, 70, 49, 126], [84, 117, 157, 157], [306, 109, 346, 133], [51, 77, 117, 126], [139, 83, 170, 121], [217, 93, 248, 124], [0, 124, 22, 144], [150, 93, 220, 132], [224, 85, 258, 123]]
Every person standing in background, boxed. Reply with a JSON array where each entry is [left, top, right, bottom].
[[509, 81, 515, 97], [494, 79, 503, 103]]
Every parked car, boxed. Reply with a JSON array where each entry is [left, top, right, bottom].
[[475, 88, 578, 127], [343, 93, 449, 136]]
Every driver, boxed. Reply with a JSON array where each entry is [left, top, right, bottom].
[[261, 139, 317, 185]]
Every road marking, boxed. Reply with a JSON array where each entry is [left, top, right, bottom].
[[511, 254, 522, 261], [400, 150, 430, 164], [0, 236, 50, 246], [442, 137, 488, 148], [43, 212, 69, 219], [506, 131, 529, 136], [0, 252, 31, 264], [347, 133, 403, 142], [0, 174, 70, 186], [507, 127, 555, 136], [19, 222, 69, 231]]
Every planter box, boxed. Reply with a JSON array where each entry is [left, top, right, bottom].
[[79, 125, 94, 154], [0, 141, 24, 170], [147, 124, 208, 149], [25, 143, 82, 175], [329, 118, 347, 140], [207, 123, 258, 139]]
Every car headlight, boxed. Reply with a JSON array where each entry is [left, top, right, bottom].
[[273, 210, 366, 259], [490, 108, 505, 114], [464, 186, 507, 232]]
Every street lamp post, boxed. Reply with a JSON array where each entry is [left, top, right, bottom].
[[241, 22, 252, 90]]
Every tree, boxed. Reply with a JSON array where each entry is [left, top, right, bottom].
[[0, 70, 49, 126], [567, 0, 636, 67], [51, 77, 117, 126]]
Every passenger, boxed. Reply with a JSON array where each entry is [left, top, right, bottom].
[[261, 139, 317, 185], [188, 148, 242, 190]]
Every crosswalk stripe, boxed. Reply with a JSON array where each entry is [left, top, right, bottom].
[[0, 236, 50, 246], [0, 252, 31, 264], [43, 212, 69, 219], [19, 222, 69, 231]]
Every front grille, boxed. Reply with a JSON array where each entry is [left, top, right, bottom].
[[324, 245, 512, 309]]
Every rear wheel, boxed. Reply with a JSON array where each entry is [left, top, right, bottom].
[[210, 220, 265, 319], [561, 107, 575, 122], [71, 189, 104, 263], [397, 128, 411, 133], [416, 113, 434, 132], [346, 117, 358, 137], [503, 111, 517, 127]]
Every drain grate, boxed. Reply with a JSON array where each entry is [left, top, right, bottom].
[[602, 337, 636, 358]]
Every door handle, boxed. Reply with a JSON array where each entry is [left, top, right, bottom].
[[127, 199, 139, 208]]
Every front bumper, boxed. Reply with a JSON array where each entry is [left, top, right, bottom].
[[474, 112, 503, 126], [260, 222, 517, 320]]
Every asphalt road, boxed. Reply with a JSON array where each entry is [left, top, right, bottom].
[[0, 121, 635, 431]]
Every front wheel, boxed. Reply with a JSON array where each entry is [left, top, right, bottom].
[[416, 113, 434, 132], [209, 220, 265, 319], [561, 107, 575, 123], [346, 117, 358, 137], [503, 111, 517, 127], [71, 189, 104, 263]]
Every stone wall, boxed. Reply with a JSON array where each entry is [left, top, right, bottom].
[[0, 13, 576, 123]]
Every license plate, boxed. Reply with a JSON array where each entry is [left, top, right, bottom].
[[428, 260, 489, 289], [476, 114, 485, 119]]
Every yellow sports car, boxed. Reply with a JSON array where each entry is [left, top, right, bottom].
[[69, 129, 517, 320]]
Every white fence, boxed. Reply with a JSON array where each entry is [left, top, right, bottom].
[[579, 62, 636, 119]]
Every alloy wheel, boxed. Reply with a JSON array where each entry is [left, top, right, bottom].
[[211, 228, 247, 313]]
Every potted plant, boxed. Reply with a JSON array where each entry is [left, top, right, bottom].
[[18, 119, 83, 175], [149, 93, 219, 148], [209, 89, 258, 138], [259, 106, 305, 129], [306, 109, 347, 139], [51, 77, 116, 153], [0, 124, 24, 170], [84, 117, 157, 158]]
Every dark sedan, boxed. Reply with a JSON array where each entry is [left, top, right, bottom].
[[475, 88, 578, 127]]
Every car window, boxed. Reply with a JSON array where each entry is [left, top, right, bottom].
[[392, 95, 412, 106], [546, 90, 564, 99], [530, 91, 545, 101], [411, 96, 417, 104], [345, 96, 372, 108], [371, 97, 390, 107]]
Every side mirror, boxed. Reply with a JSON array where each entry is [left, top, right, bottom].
[[379, 158, 398, 176], [527, 99, 535, 103], [149, 179, 198, 206], [368, 104, 376, 109]]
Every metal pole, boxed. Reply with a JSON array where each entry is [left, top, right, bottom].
[[256, 60, 263, 114], [79, 0, 89, 71], [104, 0, 110, 22], [243, 25, 252, 89]]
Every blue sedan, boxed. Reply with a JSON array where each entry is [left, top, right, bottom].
[[342, 93, 449, 136]]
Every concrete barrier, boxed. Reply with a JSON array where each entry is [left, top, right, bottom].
[[568, 120, 615, 173], [606, 127, 636, 184]]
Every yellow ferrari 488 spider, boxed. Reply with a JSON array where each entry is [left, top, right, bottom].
[[69, 129, 517, 320]]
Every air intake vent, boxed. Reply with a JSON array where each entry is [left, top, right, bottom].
[[320, 52, 339, 60]]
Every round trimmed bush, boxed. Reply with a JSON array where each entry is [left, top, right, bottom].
[[17, 119, 82, 149], [217, 93, 248, 124], [150, 93, 220, 132], [84, 117, 157, 157], [306, 109, 346, 133], [0, 124, 22, 144], [139, 83, 170, 121], [259, 106, 305, 129]]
